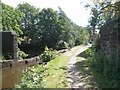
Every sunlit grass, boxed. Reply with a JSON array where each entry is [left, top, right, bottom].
[[42, 56, 69, 88], [15, 46, 82, 88], [41, 46, 81, 88]]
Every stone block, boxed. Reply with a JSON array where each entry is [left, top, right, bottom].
[[0, 31, 18, 60]]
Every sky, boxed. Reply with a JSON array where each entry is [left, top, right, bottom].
[[1, 0, 92, 27]]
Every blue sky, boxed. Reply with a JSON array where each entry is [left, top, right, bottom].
[[1, 0, 92, 27]]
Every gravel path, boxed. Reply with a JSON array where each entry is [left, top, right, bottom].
[[67, 45, 97, 88]]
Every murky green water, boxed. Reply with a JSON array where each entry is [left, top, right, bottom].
[[1, 62, 37, 88]]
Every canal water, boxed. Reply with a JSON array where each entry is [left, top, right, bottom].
[[1, 61, 38, 88]]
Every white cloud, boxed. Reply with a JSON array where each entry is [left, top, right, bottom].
[[1, 0, 91, 27]]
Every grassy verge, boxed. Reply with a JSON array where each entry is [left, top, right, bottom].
[[41, 46, 80, 88], [41, 56, 69, 88], [77, 49, 106, 88], [88, 67, 109, 88], [76, 57, 108, 88], [76, 48, 112, 88], [16, 46, 81, 88]]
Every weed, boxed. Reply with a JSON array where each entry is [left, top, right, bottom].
[[85, 45, 119, 88], [40, 46, 60, 62]]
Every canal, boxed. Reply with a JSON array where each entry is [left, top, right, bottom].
[[1, 57, 39, 88]]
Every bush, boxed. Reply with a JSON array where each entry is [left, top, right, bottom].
[[56, 40, 70, 49], [18, 48, 28, 60], [0, 55, 4, 60], [15, 64, 47, 88], [85, 44, 119, 88], [40, 46, 59, 62]]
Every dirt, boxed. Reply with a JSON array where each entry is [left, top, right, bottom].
[[67, 46, 98, 88]]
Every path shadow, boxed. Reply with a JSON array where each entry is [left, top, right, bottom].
[[75, 49, 108, 88], [68, 50, 98, 88], [74, 59, 98, 88]]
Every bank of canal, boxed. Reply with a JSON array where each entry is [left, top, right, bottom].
[[1, 56, 39, 88]]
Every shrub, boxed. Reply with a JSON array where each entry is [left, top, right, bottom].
[[18, 48, 28, 60], [15, 64, 47, 88], [85, 44, 119, 88], [0, 55, 4, 60], [56, 40, 70, 49], [40, 46, 59, 62]]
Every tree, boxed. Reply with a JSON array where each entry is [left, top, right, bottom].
[[1, 2, 24, 44], [17, 2, 39, 44], [89, 8, 100, 34], [1, 2, 28, 59], [57, 8, 76, 48], [88, 1, 120, 31], [16, 3, 90, 50], [34, 8, 59, 48], [56, 7, 89, 48]]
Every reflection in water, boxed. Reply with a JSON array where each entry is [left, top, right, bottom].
[[2, 62, 37, 88]]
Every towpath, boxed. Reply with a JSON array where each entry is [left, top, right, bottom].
[[67, 45, 98, 88]]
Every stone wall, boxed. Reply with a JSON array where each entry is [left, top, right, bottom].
[[1, 31, 18, 60], [99, 17, 120, 66], [0, 56, 40, 69]]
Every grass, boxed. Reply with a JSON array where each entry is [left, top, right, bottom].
[[75, 57, 98, 88], [76, 49, 109, 88], [89, 67, 109, 88], [41, 56, 69, 88], [15, 46, 84, 88], [41, 46, 81, 88]]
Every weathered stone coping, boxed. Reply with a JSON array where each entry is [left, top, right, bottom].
[[0, 48, 68, 69], [0, 56, 40, 69]]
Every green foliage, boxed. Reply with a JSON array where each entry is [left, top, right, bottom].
[[15, 46, 81, 88], [18, 48, 28, 60], [15, 64, 47, 88], [86, 3, 120, 87], [41, 55, 69, 88], [56, 8, 89, 48], [88, 1, 120, 32], [17, 4, 89, 49], [88, 7, 100, 33], [15, 55, 69, 88], [40, 46, 59, 62], [17, 2, 39, 45], [1, 2, 90, 59], [34, 8, 59, 48], [85, 42, 119, 88], [1, 2, 29, 60], [16, 46, 79, 88], [57, 40, 69, 49], [1, 2, 24, 44], [0, 55, 4, 60]]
